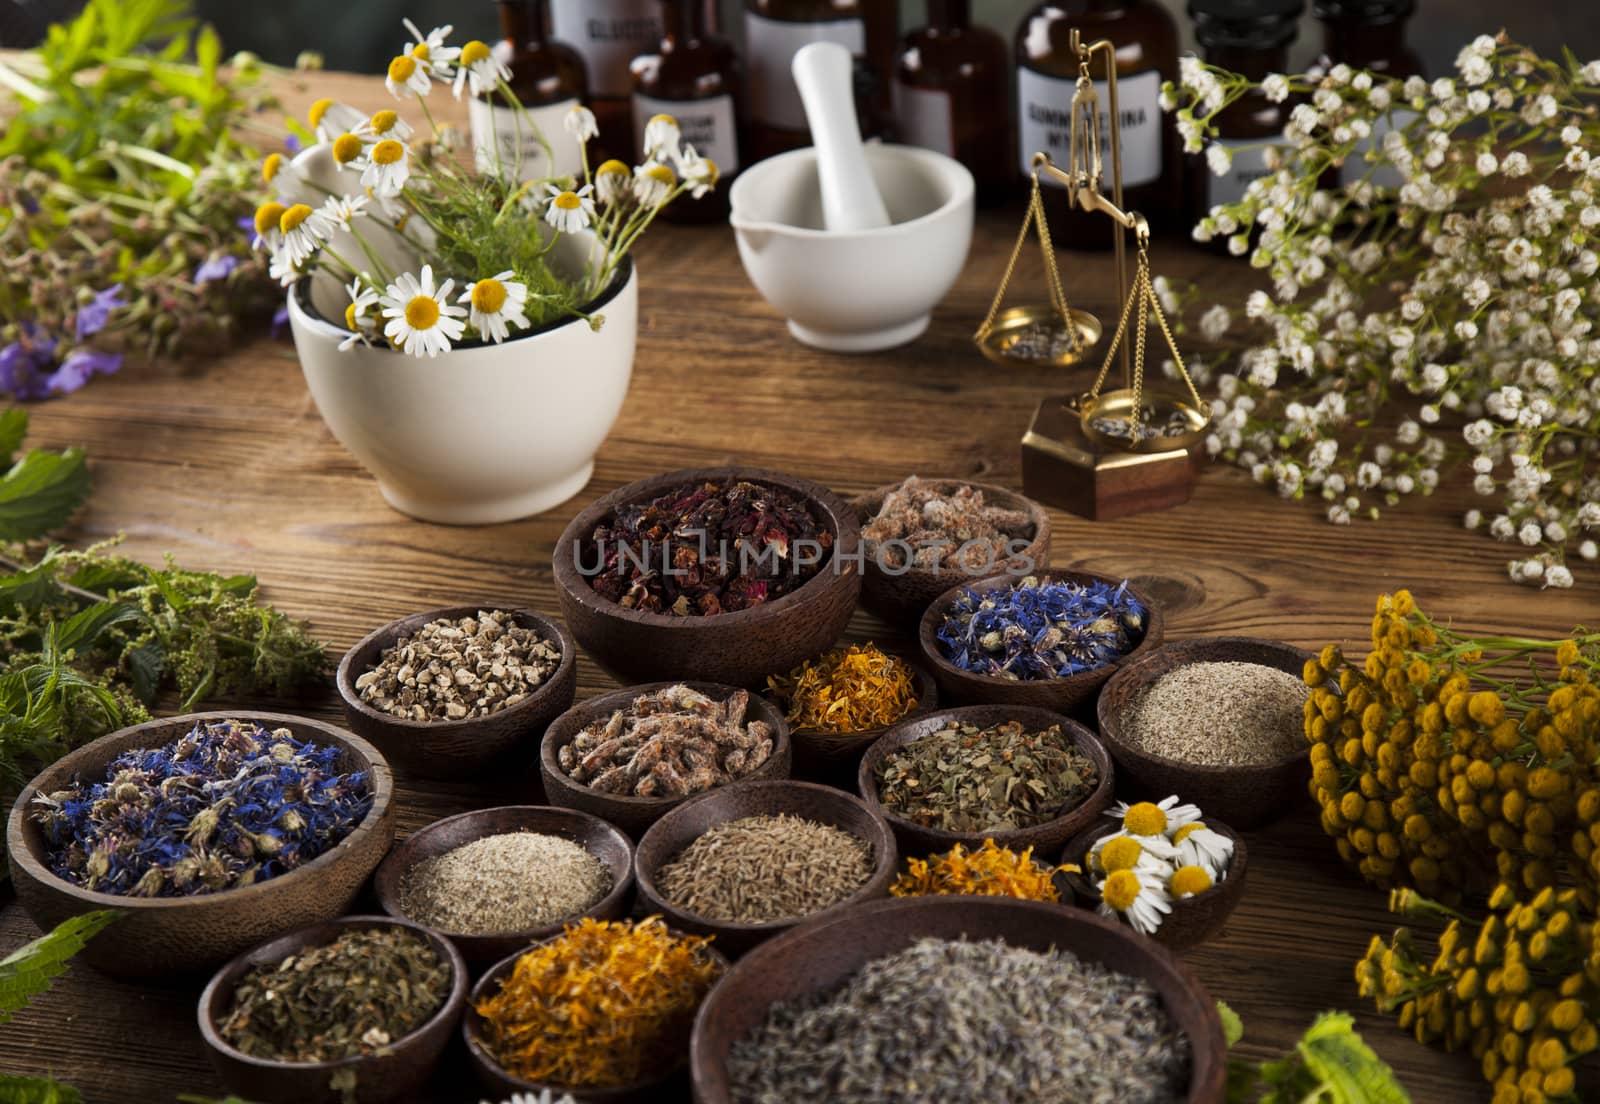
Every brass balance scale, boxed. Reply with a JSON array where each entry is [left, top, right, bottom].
[[975, 32, 1210, 520]]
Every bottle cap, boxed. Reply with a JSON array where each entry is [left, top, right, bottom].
[[1189, 0, 1304, 50], [1313, 0, 1416, 23]]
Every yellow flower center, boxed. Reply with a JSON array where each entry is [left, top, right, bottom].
[[308, 98, 333, 127], [370, 110, 400, 135], [405, 295, 441, 330], [388, 55, 417, 83], [471, 279, 508, 314], [253, 202, 287, 236], [553, 190, 582, 211], [648, 112, 678, 129], [1098, 836, 1145, 874], [410, 42, 431, 61], [1123, 802, 1169, 837], [332, 133, 364, 165], [1102, 869, 1142, 912], [597, 159, 630, 178], [645, 163, 675, 185], [702, 157, 720, 184], [460, 40, 491, 66], [1170, 864, 1213, 898], [372, 139, 405, 166], [1172, 822, 1207, 845], [279, 203, 313, 233], [344, 303, 361, 331], [262, 153, 283, 183]]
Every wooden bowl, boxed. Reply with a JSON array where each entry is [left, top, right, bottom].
[[551, 466, 862, 687], [1096, 636, 1314, 829], [918, 569, 1165, 713], [6, 711, 396, 979], [464, 929, 729, 1103], [1062, 818, 1250, 952], [857, 705, 1114, 858], [372, 805, 635, 967], [634, 780, 898, 957], [849, 479, 1053, 629], [540, 682, 793, 838], [689, 895, 1227, 1103], [335, 605, 578, 781], [765, 653, 940, 782], [198, 915, 467, 1104]]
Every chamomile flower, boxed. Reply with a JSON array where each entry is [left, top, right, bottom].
[[1107, 796, 1203, 838], [402, 18, 459, 76], [642, 113, 681, 160], [261, 153, 285, 185], [316, 194, 368, 235], [380, 265, 467, 358], [565, 105, 599, 143], [595, 160, 632, 205], [632, 162, 676, 208], [309, 99, 365, 143], [1088, 832, 1174, 876], [677, 145, 718, 198], [362, 138, 411, 197], [359, 109, 414, 144], [331, 132, 366, 169], [277, 203, 326, 266], [544, 185, 596, 234], [453, 39, 510, 99], [340, 278, 381, 351], [385, 53, 433, 99], [251, 201, 287, 251], [459, 271, 530, 345], [267, 249, 302, 288], [1096, 868, 1172, 935], [1168, 864, 1215, 900], [1173, 822, 1235, 880]]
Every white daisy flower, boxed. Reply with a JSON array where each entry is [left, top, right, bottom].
[[380, 265, 468, 357], [402, 19, 460, 76], [316, 193, 369, 234], [453, 39, 511, 99], [251, 201, 286, 252], [1168, 863, 1218, 900], [595, 160, 632, 206], [459, 271, 531, 345], [1107, 796, 1204, 838], [1088, 831, 1175, 876], [642, 113, 681, 160], [676, 144, 719, 199], [385, 53, 433, 99], [267, 248, 302, 288], [358, 108, 414, 144], [331, 131, 366, 170], [1096, 868, 1172, 935], [308, 99, 366, 143], [632, 162, 676, 208], [544, 184, 596, 234], [362, 138, 411, 197], [1172, 823, 1235, 879], [340, 277, 381, 351], [277, 203, 326, 266], [565, 105, 600, 143]]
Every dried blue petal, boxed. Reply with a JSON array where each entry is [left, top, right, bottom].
[[935, 575, 1146, 681]]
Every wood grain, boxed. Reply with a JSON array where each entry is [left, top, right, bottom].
[[0, 68, 1589, 1103]]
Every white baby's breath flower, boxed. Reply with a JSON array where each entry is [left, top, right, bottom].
[[380, 265, 468, 357], [1199, 304, 1231, 341], [1262, 73, 1290, 103], [1205, 143, 1232, 177], [453, 39, 511, 98], [544, 184, 596, 234], [459, 271, 531, 344], [1546, 564, 1575, 588]]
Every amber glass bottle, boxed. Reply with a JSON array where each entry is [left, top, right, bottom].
[[631, 0, 743, 222], [1186, 0, 1301, 225], [549, 0, 662, 161], [473, 0, 588, 182], [1316, 0, 1424, 189], [1014, 1, 1180, 247], [895, 0, 1010, 205], [743, 0, 898, 160]]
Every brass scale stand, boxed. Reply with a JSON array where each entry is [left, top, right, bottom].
[[975, 32, 1210, 521]]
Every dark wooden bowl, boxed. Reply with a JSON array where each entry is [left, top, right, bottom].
[[335, 605, 578, 781], [372, 805, 635, 967], [1097, 637, 1315, 829], [551, 466, 862, 687], [766, 654, 940, 782], [849, 479, 1053, 629], [918, 569, 1165, 712], [1061, 818, 1250, 952], [634, 780, 898, 957], [857, 705, 1114, 858], [689, 896, 1227, 1103], [6, 711, 396, 979], [198, 915, 468, 1104], [540, 682, 793, 839], [464, 929, 729, 1103]]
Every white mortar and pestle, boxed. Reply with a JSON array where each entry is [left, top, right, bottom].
[[729, 42, 975, 353]]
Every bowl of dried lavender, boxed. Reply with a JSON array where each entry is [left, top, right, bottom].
[[918, 570, 1165, 714], [541, 682, 793, 837], [850, 476, 1052, 629], [634, 780, 898, 957], [551, 467, 862, 688], [857, 705, 1114, 857], [198, 915, 468, 1104], [6, 713, 396, 979], [336, 605, 577, 780]]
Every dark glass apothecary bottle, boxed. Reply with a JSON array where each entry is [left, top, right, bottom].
[[549, 0, 662, 162], [473, 0, 589, 182], [896, 0, 1010, 205]]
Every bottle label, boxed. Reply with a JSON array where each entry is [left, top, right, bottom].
[[634, 92, 741, 175], [1017, 67, 1162, 188], [744, 12, 865, 131], [470, 97, 585, 183], [894, 82, 954, 157], [1341, 108, 1419, 191], [550, 0, 662, 99], [1206, 137, 1273, 210]]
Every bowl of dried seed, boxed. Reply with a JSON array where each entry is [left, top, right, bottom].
[[1096, 637, 1315, 829], [373, 805, 635, 967], [634, 780, 898, 957], [541, 682, 793, 838], [336, 606, 577, 781]]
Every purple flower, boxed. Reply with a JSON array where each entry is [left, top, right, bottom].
[[47, 349, 123, 395], [271, 305, 290, 339], [74, 284, 128, 342], [0, 324, 59, 402], [285, 134, 303, 154], [236, 215, 255, 232], [194, 254, 240, 285]]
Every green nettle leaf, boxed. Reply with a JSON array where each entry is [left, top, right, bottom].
[[0, 911, 118, 1025], [0, 448, 91, 543], [0, 1073, 86, 1104], [0, 410, 31, 466]]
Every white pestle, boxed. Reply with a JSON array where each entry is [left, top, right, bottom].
[[791, 41, 891, 232]]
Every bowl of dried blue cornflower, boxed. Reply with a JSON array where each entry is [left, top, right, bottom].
[[917, 571, 1164, 715], [6, 712, 396, 979]]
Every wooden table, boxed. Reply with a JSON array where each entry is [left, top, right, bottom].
[[2, 71, 1584, 1104]]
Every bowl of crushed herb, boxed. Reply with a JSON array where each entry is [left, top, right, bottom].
[[1096, 637, 1316, 829], [552, 467, 862, 687], [889, 838, 1077, 905], [858, 705, 1114, 857], [850, 476, 1052, 628], [918, 570, 1164, 713], [541, 682, 793, 837], [373, 805, 635, 966], [7, 712, 396, 979], [465, 916, 727, 1102], [634, 780, 898, 957], [199, 915, 467, 1104], [689, 895, 1227, 1104], [336, 605, 577, 780]]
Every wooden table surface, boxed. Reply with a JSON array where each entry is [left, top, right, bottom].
[[1, 71, 1588, 1104]]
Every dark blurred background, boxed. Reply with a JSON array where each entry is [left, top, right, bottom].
[[0, 0, 1587, 75]]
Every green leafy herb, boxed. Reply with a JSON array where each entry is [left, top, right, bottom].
[[0, 1073, 85, 1104], [0, 412, 89, 544], [0, 911, 118, 1024], [1226, 1009, 1411, 1104]]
